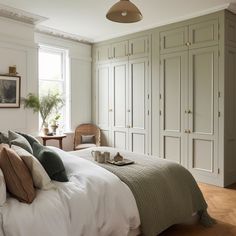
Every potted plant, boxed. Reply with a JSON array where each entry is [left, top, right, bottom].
[[24, 92, 64, 135], [50, 114, 61, 135]]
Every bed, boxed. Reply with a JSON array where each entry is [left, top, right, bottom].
[[0, 146, 213, 236]]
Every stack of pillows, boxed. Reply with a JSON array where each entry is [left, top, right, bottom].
[[0, 131, 68, 205]]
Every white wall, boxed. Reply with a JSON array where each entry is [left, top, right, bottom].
[[0, 17, 38, 135], [0, 17, 92, 151]]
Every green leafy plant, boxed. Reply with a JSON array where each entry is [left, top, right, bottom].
[[24, 92, 64, 127]]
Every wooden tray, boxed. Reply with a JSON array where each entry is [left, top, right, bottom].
[[107, 159, 135, 166]]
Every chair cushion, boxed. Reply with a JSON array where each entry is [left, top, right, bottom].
[[12, 145, 55, 190], [75, 143, 96, 150], [81, 135, 95, 144], [0, 147, 36, 203], [33, 143, 68, 182], [8, 130, 33, 154]]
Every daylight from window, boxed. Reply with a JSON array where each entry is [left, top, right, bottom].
[[38, 46, 70, 132]]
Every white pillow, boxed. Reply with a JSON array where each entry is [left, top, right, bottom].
[[0, 168, 6, 206], [11, 145, 55, 190]]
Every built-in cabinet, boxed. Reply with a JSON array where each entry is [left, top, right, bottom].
[[95, 36, 150, 154], [159, 19, 220, 182], [93, 10, 236, 187]]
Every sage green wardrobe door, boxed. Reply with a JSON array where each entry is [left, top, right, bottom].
[[160, 51, 188, 165], [188, 46, 219, 178], [188, 19, 219, 49], [112, 40, 129, 61], [96, 45, 111, 63], [96, 63, 112, 146], [128, 57, 149, 154], [129, 36, 149, 59], [111, 61, 129, 150], [160, 27, 188, 54]]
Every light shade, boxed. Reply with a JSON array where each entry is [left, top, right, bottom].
[[106, 0, 143, 23]]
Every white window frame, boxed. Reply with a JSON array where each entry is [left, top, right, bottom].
[[38, 45, 71, 132]]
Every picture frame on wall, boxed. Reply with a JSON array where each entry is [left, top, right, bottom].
[[0, 75, 21, 108]]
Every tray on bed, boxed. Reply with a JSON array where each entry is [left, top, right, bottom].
[[107, 159, 134, 166]]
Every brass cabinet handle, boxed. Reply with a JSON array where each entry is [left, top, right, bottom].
[[109, 109, 113, 112], [185, 42, 191, 46], [127, 125, 131, 128], [185, 109, 192, 114], [184, 130, 191, 133]]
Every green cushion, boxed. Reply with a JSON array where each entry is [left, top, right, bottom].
[[33, 143, 68, 182], [8, 131, 33, 154], [17, 132, 40, 148]]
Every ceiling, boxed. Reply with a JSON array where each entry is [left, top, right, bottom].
[[0, 0, 236, 43]]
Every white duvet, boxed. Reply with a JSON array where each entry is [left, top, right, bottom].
[[0, 148, 140, 236]]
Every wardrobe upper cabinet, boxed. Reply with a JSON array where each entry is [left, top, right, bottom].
[[188, 19, 219, 49], [96, 36, 150, 62], [95, 45, 111, 63], [129, 36, 149, 59], [160, 27, 188, 54], [160, 19, 219, 54], [112, 41, 129, 61]]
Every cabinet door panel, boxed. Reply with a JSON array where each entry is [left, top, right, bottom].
[[129, 58, 149, 154], [189, 19, 218, 49], [160, 27, 188, 54], [164, 136, 181, 163], [96, 45, 111, 63], [113, 62, 128, 128], [160, 52, 188, 165], [113, 131, 127, 149], [131, 133, 145, 154], [188, 46, 218, 177], [97, 64, 110, 129], [192, 139, 213, 172], [112, 41, 128, 61], [129, 36, 149, 58], [111, 61, 129, 149]]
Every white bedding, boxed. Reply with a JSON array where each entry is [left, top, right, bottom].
[[0, 147, 140, 236]]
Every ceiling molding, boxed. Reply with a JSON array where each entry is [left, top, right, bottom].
[[228, 3, 236, 14], [35, 26, 93, 45], [0, 3, 47, 25]]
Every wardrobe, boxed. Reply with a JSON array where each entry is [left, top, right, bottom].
[[94, 36, 151, 154], [92, 10, 236, 187]]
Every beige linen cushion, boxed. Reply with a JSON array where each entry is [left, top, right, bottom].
[[12, 145, 55, 190], [0, 168, 6, 206], [0, 147, 36, 203]]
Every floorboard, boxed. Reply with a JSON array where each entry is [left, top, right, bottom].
[[160, 182, 236, 236]]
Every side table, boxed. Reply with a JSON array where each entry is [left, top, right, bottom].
[[40, 134, 67, 149]]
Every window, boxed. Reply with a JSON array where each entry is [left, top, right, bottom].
[[38, 45, 70, 132]]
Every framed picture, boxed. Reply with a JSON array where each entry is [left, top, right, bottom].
[[0, 75, 21, 108]]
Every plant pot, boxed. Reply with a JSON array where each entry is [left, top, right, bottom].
[[43, 126, 49, 135], [51, 125, 58, 135]]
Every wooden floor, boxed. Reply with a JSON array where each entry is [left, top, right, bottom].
[[160, 182, 236, 236]]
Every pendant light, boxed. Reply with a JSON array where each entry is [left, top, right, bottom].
[[106, 0, 143, 23]]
